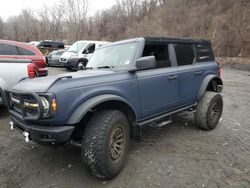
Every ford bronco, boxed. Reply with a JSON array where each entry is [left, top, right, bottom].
[[5, 37, 223, 179]]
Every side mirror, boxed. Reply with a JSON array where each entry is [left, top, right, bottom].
[[136, 56, 156, 70]]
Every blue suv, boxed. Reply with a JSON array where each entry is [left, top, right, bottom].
[[6, 37, 223, 179]]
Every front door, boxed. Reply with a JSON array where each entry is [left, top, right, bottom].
[[137, 67, 180, 119]]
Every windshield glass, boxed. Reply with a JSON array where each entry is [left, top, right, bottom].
[[67, 41, 86, 53], [86, 42, 138, 69]]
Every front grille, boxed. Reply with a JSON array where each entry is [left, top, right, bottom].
[[60, 58, 66, 62], [5, 90, 43, 120]]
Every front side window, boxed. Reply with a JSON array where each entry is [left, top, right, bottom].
[[0, 43, 20, 55], [83, 43, 95, 54], [174, 43, 195, 66], [86, 42, 138, 69], [142, 44, 171, 68]]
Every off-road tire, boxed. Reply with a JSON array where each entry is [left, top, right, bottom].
[[82, 110, 130, 179], [194, 91, 223, 130]]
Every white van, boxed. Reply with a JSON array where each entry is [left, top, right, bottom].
[[59, 40, 109, 69]]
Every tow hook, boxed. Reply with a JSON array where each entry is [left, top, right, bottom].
[[9, 121, 14, 130], [23, 131, 30, 143]]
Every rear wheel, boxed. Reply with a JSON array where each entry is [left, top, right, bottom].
[[194, 91, 223, 130], [82, 110, 130, 179]]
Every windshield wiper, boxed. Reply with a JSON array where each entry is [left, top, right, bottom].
[[85, 67, 93, 70], [97, 66, 114, 69]]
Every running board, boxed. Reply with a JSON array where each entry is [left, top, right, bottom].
[[136, 104, 194, 127]]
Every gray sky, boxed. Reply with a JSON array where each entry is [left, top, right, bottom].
[[0, 0, 116, 20]]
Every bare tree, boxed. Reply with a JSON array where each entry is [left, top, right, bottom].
[[0, 0, 249, 57], [0, 17, 4, 39], [59, 0, 89, 42]]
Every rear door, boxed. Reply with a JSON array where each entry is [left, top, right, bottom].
[[136, 43, 180, 119], [172, 43, 203, 105]]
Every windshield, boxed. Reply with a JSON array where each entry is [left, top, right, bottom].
[[86, 42, 138, 69], [67, 41, 87, 53]]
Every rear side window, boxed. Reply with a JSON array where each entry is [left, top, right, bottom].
[[195, 44, 214, 62], [18, 47, 36, 55], [174, 43, 195, 66], [0, 43, 20, 55], [142, 44, 171, 68]]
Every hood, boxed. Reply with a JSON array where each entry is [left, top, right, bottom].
[[12, 70, 113, 93], [61, 51, 77, 58]]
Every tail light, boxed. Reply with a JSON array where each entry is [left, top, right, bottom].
[[41, 57, 46, 65], [27, 64, 35, 78]]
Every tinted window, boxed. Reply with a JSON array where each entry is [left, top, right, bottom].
[[18, 47, 36, 55], [174, 44, 195, 66], [0, 43, 20, 55], [195, 44, 214, 62], [83, 43, 95, 54], [142, 44, 171, 68]]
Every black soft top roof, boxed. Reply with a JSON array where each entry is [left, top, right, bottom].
[[144, 36, 211, 45]]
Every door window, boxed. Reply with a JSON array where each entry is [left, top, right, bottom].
[[17, 47, 36, 55], [0, 43, 20, 55], [174, 44, 195, 66], [83, 43, 95, 54], [195, 44, 214, 62], [142, 44, 171, 68]]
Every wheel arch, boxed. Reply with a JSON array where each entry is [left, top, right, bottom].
[[198, 75, 223, 100], [0, 79, 7, 106], [66, 94, 137, 125]]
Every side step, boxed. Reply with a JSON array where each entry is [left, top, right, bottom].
[[136, 104, 194, 127], [150, 119, 172, 128], [133, 104, 194, 140]]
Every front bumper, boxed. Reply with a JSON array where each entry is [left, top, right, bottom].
[[65, 58, 79, 69], [11, 116, 74, 144]]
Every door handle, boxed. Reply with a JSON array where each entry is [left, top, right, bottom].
[[168, 75, 178, 80], [195, 71, 202, 75]]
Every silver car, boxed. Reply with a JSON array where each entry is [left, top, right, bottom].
[[46, 50, 66, 66]]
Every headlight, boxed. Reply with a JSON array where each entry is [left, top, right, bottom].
[[40, 96, 50, 116]]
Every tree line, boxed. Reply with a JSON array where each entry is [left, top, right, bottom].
[[0, 0, 249, 57]]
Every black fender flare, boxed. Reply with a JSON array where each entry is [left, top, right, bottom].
[[66, 94, 136, 125], [198, 75, 223, 100], [0, 87, 6, 106], [78, 58, 88, 66]]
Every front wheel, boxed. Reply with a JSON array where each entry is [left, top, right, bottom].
[[82, 110, 130, 179], [194, 91, 223, 130]]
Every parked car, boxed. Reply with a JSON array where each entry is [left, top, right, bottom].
[[0, 40, 48, 77], [45, 49, 66, 66], [59, 40, 109, 70], [0, 58, 35, 106], [37, 40, 64, 49], [6, 37, 223, 179], [37, 40, 65, 56]]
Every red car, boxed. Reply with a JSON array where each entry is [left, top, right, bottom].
[[0, 39, 48, 77]]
